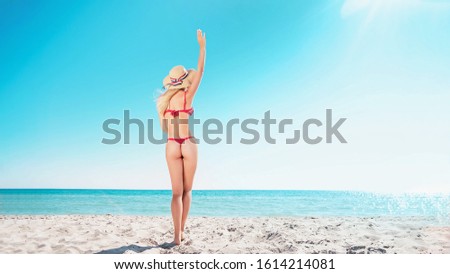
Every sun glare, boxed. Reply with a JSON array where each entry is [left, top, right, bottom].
[[341, 0, 419, 18]]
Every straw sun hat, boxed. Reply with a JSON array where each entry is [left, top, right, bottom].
[[162, 65, 197, 90]]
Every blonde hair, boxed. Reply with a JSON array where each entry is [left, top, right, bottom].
[[156, 87, 184, 115]]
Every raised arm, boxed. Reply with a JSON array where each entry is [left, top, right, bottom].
[[187, 29, 206, 98]]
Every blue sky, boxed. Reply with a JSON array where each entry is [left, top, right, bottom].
[[1, 0, 449, 192]]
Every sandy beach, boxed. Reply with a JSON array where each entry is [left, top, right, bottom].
[[0, 215, 449, 254]]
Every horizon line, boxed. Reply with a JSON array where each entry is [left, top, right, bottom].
[[1, 188, 449, 195]]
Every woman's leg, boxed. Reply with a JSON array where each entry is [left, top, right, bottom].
[[166, 141, 184, 245], [180, 138, 198, 236]]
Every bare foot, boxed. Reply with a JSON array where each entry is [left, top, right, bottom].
[[174, 236, 181, 245]]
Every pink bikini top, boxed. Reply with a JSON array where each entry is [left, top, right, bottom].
[[164, 90, 194, 117]]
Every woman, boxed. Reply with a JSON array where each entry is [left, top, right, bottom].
[[157, 29, 206, 245]]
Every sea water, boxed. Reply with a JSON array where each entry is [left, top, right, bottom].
[[1, 189, 449, 222]]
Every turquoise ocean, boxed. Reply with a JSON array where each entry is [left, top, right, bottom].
[[1, 189, 449, 223]]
